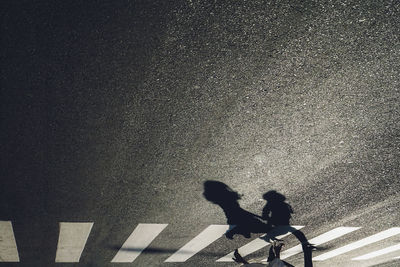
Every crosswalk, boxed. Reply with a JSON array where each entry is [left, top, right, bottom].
[[111, 223, 168, 262], [313, 228, 400, 261], [279, 227, 360, 260], [217, 225, 304, 262], [0, 221, 19, 262], [1, 221, 400, 264], [165, 224, 231, 262], [55, 222, 93, 262]]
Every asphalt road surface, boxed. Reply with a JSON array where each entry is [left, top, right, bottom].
[[2, 0, 400, 266]]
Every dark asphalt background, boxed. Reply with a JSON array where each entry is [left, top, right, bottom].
[[1, 0, 400, 266]]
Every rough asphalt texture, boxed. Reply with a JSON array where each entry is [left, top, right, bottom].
[[2, 0, 400, 266]]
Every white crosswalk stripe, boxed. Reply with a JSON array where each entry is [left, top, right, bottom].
[[111, 223, 168, 262], [217, 225, 304, 262], [55, 222, 93, 262], [4, 221, 400, 264], [0, 221, 20, 262], [165, 224, 231, 262], [352, 244, 400, 260], [313, 227, 400, 261], [280, 227, 361, 260]]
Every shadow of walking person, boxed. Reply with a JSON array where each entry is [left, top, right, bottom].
[[203, 180, 271, 239], [262, 191, 293, 227], [260, 190, 314, 267]]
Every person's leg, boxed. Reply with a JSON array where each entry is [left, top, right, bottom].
[[267, 245, 276, 262], [273, 241, 284, 258], [232, 249, 249, 264]]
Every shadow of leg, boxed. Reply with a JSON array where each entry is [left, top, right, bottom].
[[292, 229, 313, 267], [292, 229, 309, 244], [225, 225, 251, 239], [302, 244, 314, 267]]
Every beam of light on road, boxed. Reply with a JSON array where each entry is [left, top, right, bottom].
[[393, 255, 400, 259], [280, 227, 361, 260], [165, 225, 230, 262], [216, 225, 304, 262], [111, 223, 168, 262], [352, 244, 400, 260], [55, 222, 93, 262], [0, 221, 20, 262], [313, 227, 400, 261]]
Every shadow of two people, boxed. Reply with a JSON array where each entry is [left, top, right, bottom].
[[203, 180, 314, 266]]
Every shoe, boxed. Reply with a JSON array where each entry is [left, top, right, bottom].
[[232, 249, 246, 264], [234, 249, 240, 259]]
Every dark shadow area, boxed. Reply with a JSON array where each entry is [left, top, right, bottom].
[[203, 180, 315, 267], [262, 190, 293, 227], [203, 180, 271, 239], [108, 245, 226, 257], [260, 190, 315, 267], [261, 190, 309, 245]]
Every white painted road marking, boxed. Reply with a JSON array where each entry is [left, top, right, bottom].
[[216, 225, 304, 262], [165, 224, 230, 262], [352, 244, 400, 260], [111, 223, 168, 262], [55, 222, 93, 262], [0, 221, 20, 262], [280, 227, 360, 260], [3, 221, 400, 263], [313, 227, 400, 261]]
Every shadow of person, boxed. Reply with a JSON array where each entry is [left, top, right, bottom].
[[261, 190, 293, 227], [261, 190, 314, 267], [203, 180, 271, 239]]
